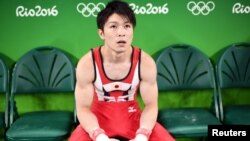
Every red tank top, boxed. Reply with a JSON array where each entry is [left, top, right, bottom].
[[90, 47, 142, 137]]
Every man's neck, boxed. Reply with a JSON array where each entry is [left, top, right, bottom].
[[102, 46, 132, 63]]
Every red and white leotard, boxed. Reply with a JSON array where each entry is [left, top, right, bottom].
[[91, 46, 142, 138]]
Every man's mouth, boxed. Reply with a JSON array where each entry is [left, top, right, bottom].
[[117, 40, 126, 44]]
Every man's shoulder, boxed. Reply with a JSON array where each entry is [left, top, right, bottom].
[[140, 50, 156, 67], [78, 51, 93, 67]]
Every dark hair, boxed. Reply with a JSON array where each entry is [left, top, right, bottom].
[[97, 0, 136, 30]]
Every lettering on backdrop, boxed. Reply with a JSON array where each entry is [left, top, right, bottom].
[[16, 5, 58, 17], [187, 1, 215, 15], [129, 3, 169, 15], [77, 2, 169, 17], [232, 3, 250, 14]]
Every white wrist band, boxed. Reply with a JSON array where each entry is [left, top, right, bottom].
[[91, 128, 106, 141], [136, 128, 152, 139]]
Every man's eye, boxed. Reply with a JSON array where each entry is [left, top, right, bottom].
[[110, 25, 116, 28], [125, 25, 131, 28]]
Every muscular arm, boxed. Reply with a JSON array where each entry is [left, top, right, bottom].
[[139, 51, 158, 130], [75, 52, 100, 136]]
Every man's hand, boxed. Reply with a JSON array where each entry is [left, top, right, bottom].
[[129, 134, 148, 141], [110, 139, 120, 141], [129, 128, 151, 141], [95, 133, 120, 141], [95, 133, 109, 141]]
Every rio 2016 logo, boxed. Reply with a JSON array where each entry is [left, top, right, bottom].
[[187, 1, 215, 16], [129, 3, 169, 15], [16, 5, 58, 17], [232, 3, 250, 14], [76, 2, 169, 17]]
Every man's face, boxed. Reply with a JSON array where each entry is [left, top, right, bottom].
[[98, 13, 134, 53]]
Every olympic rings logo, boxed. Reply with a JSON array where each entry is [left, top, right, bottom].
[[187, 1, 215, 15], [77, 3, 105, 17]]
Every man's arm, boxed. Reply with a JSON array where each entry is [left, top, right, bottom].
[[139, 51, 158, 130], [75, 52, 100, 137], [131, 51, 158, 141]]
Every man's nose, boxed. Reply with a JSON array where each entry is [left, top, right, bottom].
[[117, 27, 125, 37]]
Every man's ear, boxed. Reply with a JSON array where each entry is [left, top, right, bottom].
[[98, 29, 104, 40]]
